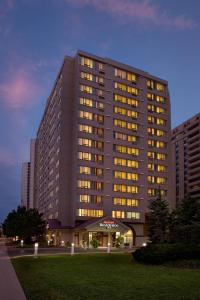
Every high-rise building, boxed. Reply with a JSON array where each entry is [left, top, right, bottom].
[[172, 112, 200, 205], [33, 50, 172, 247], [21, 139, 36, 209], [21, 162, 30, 208]]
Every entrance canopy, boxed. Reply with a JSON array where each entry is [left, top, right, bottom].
[[75, 216, 130, 233]]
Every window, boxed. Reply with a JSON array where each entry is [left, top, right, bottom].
[[78, 138, 92, 147], [81, 57, 93, 68], [114, 171, 138, 181], [113, 184, 138, 193], [127, 86, 138, 96], [79, 110, 93, 120], [79, 124, 92, 133], [147, 80, 154, 89], [127, 199, 138, 206], [114, 82, 126, 91], [77, 209, 103, 217], [115, 68, 126, 79], [112, 211, 125, 218], [127, 212, 140, 219], [147, 93, 154, 100], [113, 198, 126, 205], [78, 180, 91, 189], [79, 166, 91, 174], [80, 97, 93, 107], [156, 153, 166, 160], [80, 84, 93, 94], [157, 177, 166, 184], [114, 94, 138, 107], [157, 165, 166, 172], [127, 72, 136, 82], [80, 72, 93, 81], [78, 152, 91, 161], [156, 83, 165, 92], [114, 119, 138, 131], [156, 95, 165, 103], [79, 195, 90, 203], [114, 157, 139, 168], [114, 132, 137, 143], [148, 151, 155, 159], [114, 145, 139, 156], [148, 176, 155, 183]]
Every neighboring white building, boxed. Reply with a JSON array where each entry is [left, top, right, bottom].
[[29, 139, 36, 208]]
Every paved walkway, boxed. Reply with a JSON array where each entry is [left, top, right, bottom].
[[0, 238, 26, 300]]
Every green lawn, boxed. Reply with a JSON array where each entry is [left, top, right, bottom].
[[12, 253, 200, 300]]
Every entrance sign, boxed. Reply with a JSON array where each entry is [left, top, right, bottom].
[[99, 219, 119, 229]]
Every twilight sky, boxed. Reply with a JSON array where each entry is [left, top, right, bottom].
[[0, 0, 200, 222]]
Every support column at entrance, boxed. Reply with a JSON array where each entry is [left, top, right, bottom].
[[108, 232, 111, 247], [89, 232, 92, 248]]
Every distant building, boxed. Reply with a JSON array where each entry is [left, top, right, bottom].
[[21, 139, 36, 209], [172, 113, 200, 205], [30, 50, 172, 247], [21, 162, 30, 208]]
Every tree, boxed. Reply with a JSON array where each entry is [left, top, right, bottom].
[[148, 193, 169, 244], [2, 206, 46, 244], [168, 196, 200, 244]]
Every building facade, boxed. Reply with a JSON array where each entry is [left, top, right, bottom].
[[33, 50, 172, 247], [21, 162, 30, 208], [172, 113, 200, 205]]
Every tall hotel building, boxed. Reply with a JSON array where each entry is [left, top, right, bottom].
[[172, 113, 200, 205], [33, 51, 172, 247]]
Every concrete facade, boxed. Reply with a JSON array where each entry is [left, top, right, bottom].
[[33, 50, 172, 247], [21, 162, 30, 208], [172, 112, 200, 205]]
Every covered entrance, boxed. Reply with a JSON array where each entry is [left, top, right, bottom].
[[75, 217, 134, 248]]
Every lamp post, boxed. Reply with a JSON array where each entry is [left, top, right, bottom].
[[20, 240, 24, 247], [34, 243, 39, 258], [71, 243, 74, 255]]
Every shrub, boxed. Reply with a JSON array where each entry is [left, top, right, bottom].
[[90, 237, 99, 248], [133, 244, 200, 265], [115, 236, 124, 248]]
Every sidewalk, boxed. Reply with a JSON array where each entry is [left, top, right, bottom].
[[0, 238, 26, 300]]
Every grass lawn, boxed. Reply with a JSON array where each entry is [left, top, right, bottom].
[[12, 253, 200, 300]]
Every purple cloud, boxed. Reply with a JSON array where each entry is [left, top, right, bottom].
[[65, 0, 197, 30]]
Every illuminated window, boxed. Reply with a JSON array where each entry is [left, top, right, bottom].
[[156, 83, 165, 92], [112, 210, 125, 218], [127, 212, 140, 219], [78, 152, 91, 161], [156, 95, 165, 103], [114, 119, 126, 128], [77, 209, 103, 217], [80, 72, 93, 81], [115, 68, 126, 79], [81, 57, 93, 68], [157, 177, 166, 184], [79, 195, 90, 203], [157, 165, 166, 172], [148, 163, 155, 171], [114, 171, 138, 181], [127, 199, 138, 206], [147, 93, 154, 100], [114, 82, 126, 91], [80, 97, 93, 107], [148, 176, 155, 183], [79, 110, 93, 120], [127, 72, 136, 82], [113, 198, 126, 205], [114, 145, 139, 156], [114, 132, 137, 143], [78, 138, 92, 147], [127, 122, 138, 131], [148, 116, 155, 124], [156, 153, 166, 160], [96, 76, 104, 84], [157, 118, 166, 126], [148, 151, 155, 159], [156, 106, 166, 114], [148, 127, 155, 135], [113, 184, 138, 193], [79, 124, 92, 133], [147, 80, 154, 89], [79, 166, 91, 175], [127, 86, 138, 96], [148, 188, 156, 196], [114, 157, 139, 168], [78, 180, 91, 189], [80, 84, 93, 94]]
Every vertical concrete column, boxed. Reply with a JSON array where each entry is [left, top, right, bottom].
[[89, 232, 92, 248]]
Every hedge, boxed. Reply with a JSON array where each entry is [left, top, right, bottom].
[[133, 244, 200, 264]]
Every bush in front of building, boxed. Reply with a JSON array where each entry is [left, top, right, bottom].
[[90, 237, 99, 248], [115, 236, 124, 248], [132, 244, 200, 265]]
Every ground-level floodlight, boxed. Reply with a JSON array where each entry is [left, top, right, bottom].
[[71, 243, 74, 255], [47, 240, 50, 246], [34, 242, 39, 258], [20, 240, 24, 247], [61, 240, 65, 247], [142, 242, 147, 247], [107, 242, 111, 253]]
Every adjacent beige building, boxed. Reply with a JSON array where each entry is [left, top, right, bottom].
[[31, 50, 172, 247], [172, 113, 200, 205], [21, 162, 30, 208]]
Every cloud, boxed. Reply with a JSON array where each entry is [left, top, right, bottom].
[[0, 0, 14, 18], [65, 0, 197, 30], [0, 68, 41, 109]]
